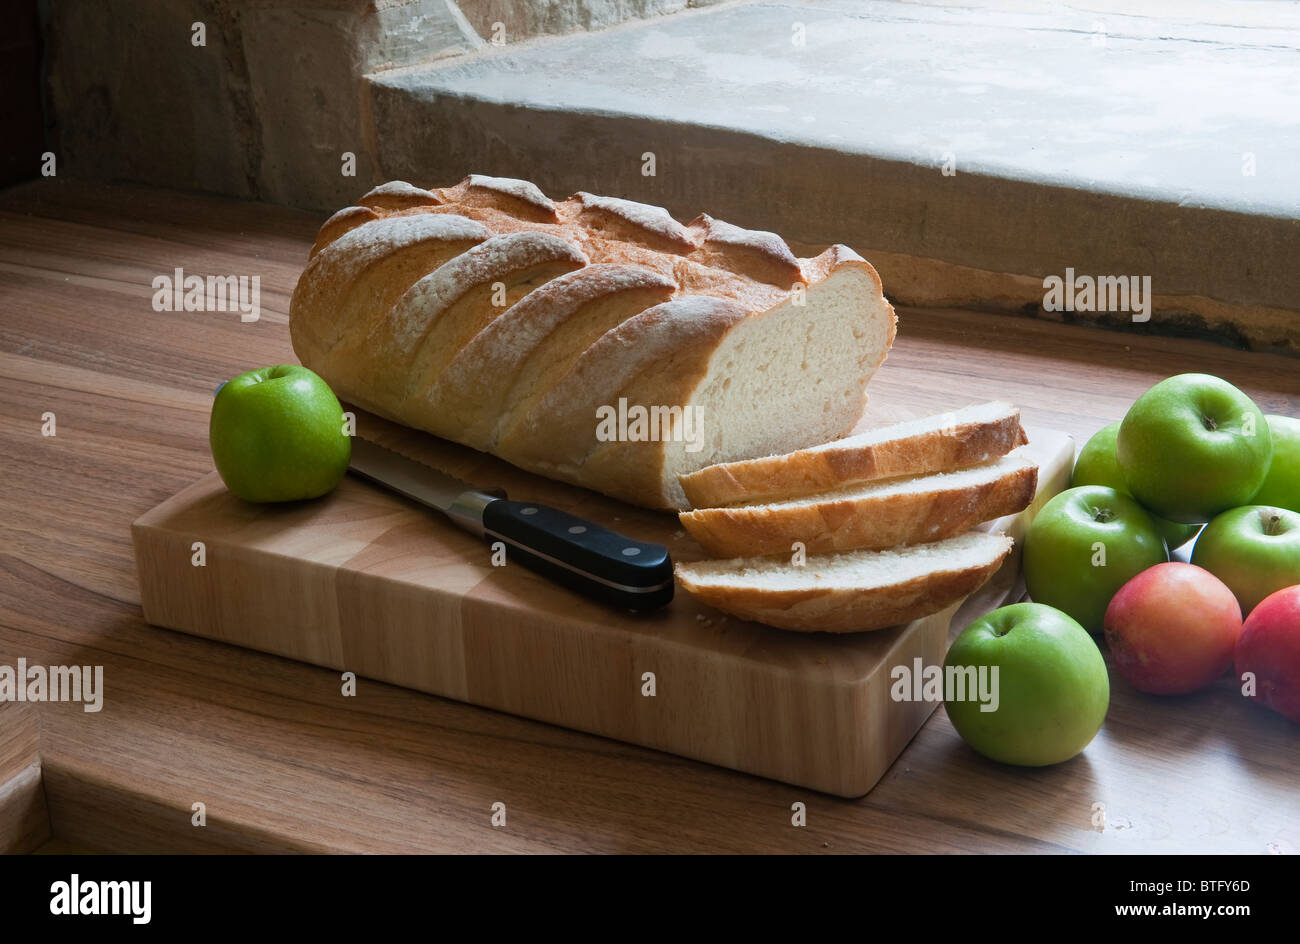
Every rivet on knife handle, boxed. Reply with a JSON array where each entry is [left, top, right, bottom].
[[481, 500, 674, 612]]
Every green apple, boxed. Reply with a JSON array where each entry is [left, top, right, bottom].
[[1249, 415, 1300, 512], [1116, 373, 1272, 523], [944, 602, 1109, 766], [1190, 505, 1300, 614], [1023, 485, 1168, 634], [209, 364, 351, 502], [1072, 422, 1200, 549]]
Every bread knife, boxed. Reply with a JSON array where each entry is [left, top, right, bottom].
[[348, 438, 674, 611]]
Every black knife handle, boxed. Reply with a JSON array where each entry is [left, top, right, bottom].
[[481, 500, 674, 612]]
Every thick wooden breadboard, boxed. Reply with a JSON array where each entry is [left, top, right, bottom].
[[131, 411, 1073, 797]]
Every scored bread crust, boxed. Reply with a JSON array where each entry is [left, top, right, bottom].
[[678, 402, 1028, 509], [356, 180, 444, 211], [430, 264, 678, 451], [291, 213, 491, 394], [381, 231, 590, 424], [679, 456, 1038, 557], [290, 175, 897, 510], [497, 296, 751, 478], [674, 533, 1013, 632], [310, 205, 380, 258]]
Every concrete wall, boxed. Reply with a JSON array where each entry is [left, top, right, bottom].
[[41, 0, 697, 208]]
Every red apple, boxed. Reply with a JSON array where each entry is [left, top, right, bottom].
[[1236, 585, 1300, 722], [1103, 562, 1242, 694]]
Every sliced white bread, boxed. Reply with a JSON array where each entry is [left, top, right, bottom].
[[678, 400, 1028, 508], [674, 531, 1014, 633], [679, 452, 1038, 558]]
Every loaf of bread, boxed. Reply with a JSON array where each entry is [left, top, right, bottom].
[[290, 175, 897, 510]]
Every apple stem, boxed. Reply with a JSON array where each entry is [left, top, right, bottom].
[[1261, 510, 1284, 536]]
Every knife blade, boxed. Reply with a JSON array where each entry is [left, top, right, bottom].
[[348, 438, 674, 611]]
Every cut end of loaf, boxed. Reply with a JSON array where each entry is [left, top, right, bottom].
[[651, 262, 897, 509]]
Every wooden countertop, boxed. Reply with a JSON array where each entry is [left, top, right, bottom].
[[1, 180, 1297, 854]]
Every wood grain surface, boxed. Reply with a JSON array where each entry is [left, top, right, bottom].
[[0, 704, 48, 854], [131, 407, 1070, 798], [2, 179, 1299, 852]]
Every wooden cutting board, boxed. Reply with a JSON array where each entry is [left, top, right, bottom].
[[132, 406, 1072, 798]]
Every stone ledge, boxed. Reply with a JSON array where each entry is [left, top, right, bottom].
[[39, 0, 1300, 352], [365, 0, 1300, 353]]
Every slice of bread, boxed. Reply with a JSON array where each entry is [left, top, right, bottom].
[[678, 401, 1027, 509], [679, 452, 1038, 558], [674, 531, 1014, 633]]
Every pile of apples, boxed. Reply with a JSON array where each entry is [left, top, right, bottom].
[[1024, 372, 1300, 723]]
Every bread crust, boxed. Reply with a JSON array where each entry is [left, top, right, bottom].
[[497, 296, 751, 475], [310, 205, 379, 259], [427, 264, 677, 450], [290, 213, 491, 379], [356, 180, 442, 211], [689, 213, 804, 286], [674, 535, 1013, 632], [680, 459, 1037, 557], [679, 403, 1027, 509], [464, 174, 559, 222]]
